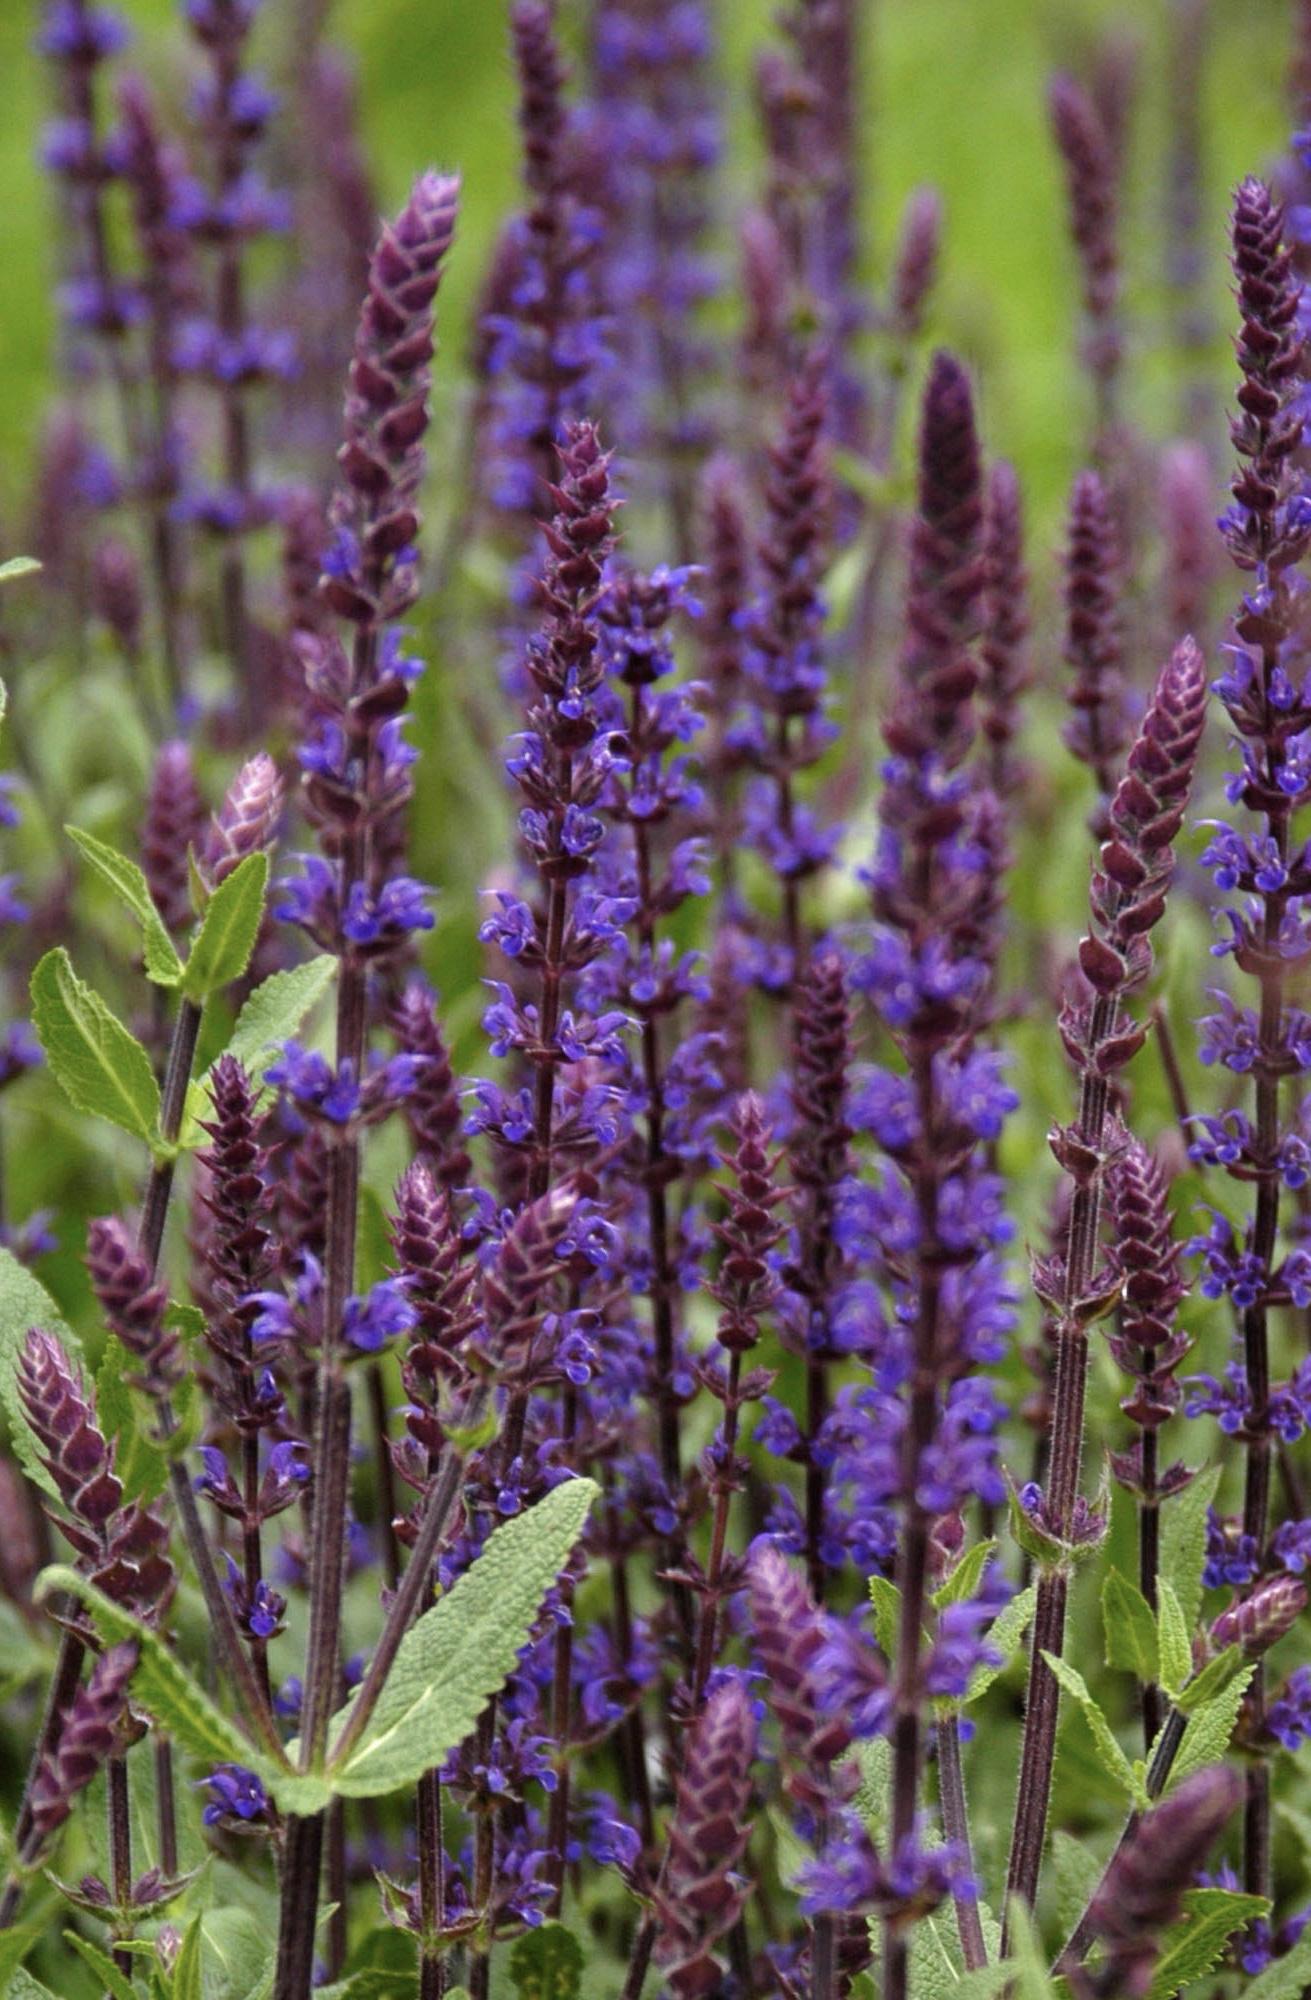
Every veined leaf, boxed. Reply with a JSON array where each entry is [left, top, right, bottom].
[[933, 1540, 997, 1611], [1147, 1888, 1269, 2000], [964, 1584, 1035, 1704], [1170, 1665, 1254, 1786], [868, 1574, 901, 1660], [173, 1913, 204, 2000], [1003, 1900, 1059, 2000], [65, 825, 184, 987], [182, 956, 336, 1144], [1052, 1830, 1103, 1940], [508, 1922, 584, 1999], [0, 1250, 80, 1500], [1175, 1644, 1244, 1717], [1102, 1568, 1159, 1684], [6, 1970, 59, 2000], [328, 1479, 596, 1798], [63, 1934, 136, 2000], [1156, 1578, 1192, 1700], [182, 853, 268, 1000], [1160, 1466, 1222, 1632], [31, 948, 161, 1145], [1041, 1652, 1147, 1807], [95, 1336, 169, 1506], [35, 1564, 279, 1776]]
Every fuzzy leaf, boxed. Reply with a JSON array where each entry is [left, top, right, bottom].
[[508, 1922, 584, 1999], [1170, 1665, 1254, 1786], [172, 1914, 204, 2000], [868, 1574, 901, 1660], [182, 956, 336, 1145], [1052, 1830, 1103, 1940], [65, 825, 184, 987], [1041, 1652, 1147, 1807], [95, 1336, 169, 1505], [328, 1479, 596, 1798], [182, 853, 268, 1000], [0, 1249, 80, 1499], [933, 1540, 997, 1611], [1174, 1644, 1244, 1717], [31, 948, 161, 1145], [34, 1564, 279, 1775], [1156, 1578, 1192, 1700], [6, 1971, 59, 2000], [1146, 1888, 1269, 2000], [1160, 1465, 1222, 1632], [195, 1908, 274, 2000], [1102, 1569, 1159, 1683], [62, 1934, 136, 2000], [964, 1585, 1035, 1704], [854, 1735, 890, 1842], [1002, 1901, 1059, 2000], [1242, 1924, 1311, 1999]]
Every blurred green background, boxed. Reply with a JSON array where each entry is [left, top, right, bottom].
[[0, 0, 1297, 531]]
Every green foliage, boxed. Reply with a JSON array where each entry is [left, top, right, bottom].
[[1000, 1902, 1058, 2000], [508, 1922, 585, 2000], [932, 1540, 997, 1610], [1101, 1569, 1159, 1683], [1174, 1644, 1244, 1717], [95, 1336, 169, 1505], [30, 948, 161, 1147], [171, 1915, 204, 2000], [181, 853, 268, 1001], [63, 1933, 136, 2000], [182, 955, 336, 1143], [65, 825, 184, 987], [868, 1573, 901, 1659], [1155, 1579, 1193, 1702], [0, 560, 40, 585], [1169, 1666, 1255, 1786], [0, 1249, 80, 1499], [4, 1971, 58, 2000], [1051, 1831, 1102, 1940], [1041, 1652, 1147, 1808], [194, 1907, 279, 2000], [326, 1479, 597, 1797], [1146, 1888, 1269, 2000], [964, 1585, 1035, 1704], [1160, 1467, 1222, 1632]]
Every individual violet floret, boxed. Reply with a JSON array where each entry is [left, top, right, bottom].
[[651, 1676, 756, 1997], [27, 1642, 138, 1850]]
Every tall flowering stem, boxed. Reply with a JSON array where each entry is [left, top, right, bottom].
[[272, 171, 459, 2000], [1200, 176, 1311, 1900], [1049, 71, 1122, 451], [1004, 638, 1206, 1926]]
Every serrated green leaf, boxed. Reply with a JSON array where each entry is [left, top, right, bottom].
[[0, 1249, 80, 1500], [96, 1336, 169, 1505], [1170, 1666, 1254, 1786], [65, 825, 184, 987], [1160, 1466, 1222, 1632], [181, 853, 268, 1000], [1147, 1888, 1269, 2000], [172, 1913, 203, 2000], [1052, 1830, 1103, 1940], [868, 1574, 901, 1660], [1102, 1569, 1159, 1683], [1236, 1918, 1311, 1999], [182, 956, 337, 1145], [964, 1585, 1035, 1704], [1041, 1652, 1146, 1807], [1003, 1900, 1058, 2000], [508, 1921, 584, 1999], [31, 947, 161, 1145], [5, 1970, 59, 2000], [0, 559, 40, 585], [1156, 1579, 1192, 1700], [933, 1540, 997, 1611], [854, 1735, 889, 1841], [63, 1932, 137, 2000], [329, 1480, 596, 1798], [1175, 1644, 1244, 1717], [34, 1565, 281, 1778]]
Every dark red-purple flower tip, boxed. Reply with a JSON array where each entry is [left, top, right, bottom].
[[86, 1216, 178, 1394], [710, 1093, 786, 1355], [510, 1, 567, 202], [200, 752, 284, 891], [390, 982, 472, 1192], [979, 458, 1030, 798], [747, 1540, 851, 1788], [1225, 177, 1307, 573], [1063, 468, 1128, 806], [1083, 1766, 1242, 1997], [652, 1677, 757, 1995], [889, 186, 942, 340], [142, 739, 207, 936], [28, 1643, 138, 1848], [196, 1053, 276, 1387], [1210, 1573, 1308, 1659], [1049, 71, 1120, 384], [1106, 1137, 1190, 1438]]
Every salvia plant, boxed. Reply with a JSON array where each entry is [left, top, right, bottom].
[[5, 2, 1311, 1999]]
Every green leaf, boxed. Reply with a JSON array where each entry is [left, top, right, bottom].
[[1052, 1830, 1103, 1941], [182, 853, 268, 1000], [868, 1574, 901, 1660], [0, 559, 40, 585], [1170, 1665, 1255, 1786], [65, 825, 184, 987], [0, 1249, 80, 1499], [319, 1977, 417, 2000], [1102, 1569, 1159, 1683], [31, 947, 161, 1145], [1147, 1888, 1269, 2000], [328, 1479, 597, 1798], [1041, 1652, 1147, 1807], [35, 1564, 279, 1775], [63, 1933, 137, 2000], [964, 1584, 1035, 1704], [182, 957, 337, 1144], [1156, 1579, 1192, 1700], [172, 1914, 203, 2000], [1237, 1920, 1311, 1999], [933, 1540, 997, 1611], [854, 1736, 890, 1842], [1175, 1644, 1244, 1717], [1002, 1900, 1059, 2000], [96, 1336, 169, 1505], [5, 1971, 59, 2000], [195, 1908, 275, 2000], [508, 1922, 584, 1999], [1160, 1466, 1222, 1632]]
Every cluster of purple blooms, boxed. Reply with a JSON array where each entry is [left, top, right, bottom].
[[9, 3, 1311, 2000]]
